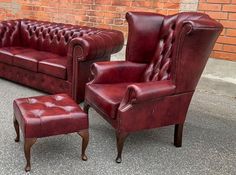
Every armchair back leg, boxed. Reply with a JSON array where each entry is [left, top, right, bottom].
[[84, 102, 90, 114], [174, 124, 184, 147]]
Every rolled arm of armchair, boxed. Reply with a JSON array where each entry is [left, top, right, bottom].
[[90, 61, 147, 84], [120, 80, 176, 109]]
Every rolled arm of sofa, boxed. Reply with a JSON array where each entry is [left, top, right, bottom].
[[119, 80, 176, 110], [90, 61, 147, 84], [68, 30, 124, 61]]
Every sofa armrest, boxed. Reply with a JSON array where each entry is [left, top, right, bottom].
[[90, 61, 147, 84], [68, 30, 124, 61], [119, 80, 176, 110]]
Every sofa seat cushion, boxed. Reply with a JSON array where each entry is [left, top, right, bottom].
[[0, 47, 34, 65], [86, 83, 130, 119], [13, 50, 64, 72], [38, 58, 67, 79]]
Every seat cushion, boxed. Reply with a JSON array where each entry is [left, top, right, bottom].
[[13, 50, 63, 72], [0, 47, 34, 65], [38, 58, 67, 79], [86, 83, 130, 119], [13, 94, 88, 138]]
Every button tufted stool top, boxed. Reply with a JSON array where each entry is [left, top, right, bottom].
[[13, 94, 88, 138]]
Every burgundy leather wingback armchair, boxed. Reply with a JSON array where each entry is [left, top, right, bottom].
[[84, 12, 223, 162], [0, 19, 124, 102]]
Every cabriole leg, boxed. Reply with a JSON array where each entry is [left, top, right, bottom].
[[13, 117, 20, 142], [24, 138, 37, 172], [78, 129, 89, 161], [115, 131, 128, 163]]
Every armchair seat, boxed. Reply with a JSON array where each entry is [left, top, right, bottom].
[[38, 58, 67, 79], [86, 83, 129, 118]]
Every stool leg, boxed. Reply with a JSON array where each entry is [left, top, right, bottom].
[[24, 138, 37, 172], [78, 130, 89, 161], [13, 117, 20, 142]]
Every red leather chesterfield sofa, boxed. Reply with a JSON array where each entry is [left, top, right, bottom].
[[0, 19, 124, 102], [84, 12, 223, 162]]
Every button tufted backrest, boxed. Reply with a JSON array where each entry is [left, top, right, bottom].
[[0, 20, 21, 47], [20, 19, 104, 56], [141, 12, 223, 87], [143, 15, 177, 81]]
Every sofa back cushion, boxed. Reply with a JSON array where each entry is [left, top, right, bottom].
[[20, 19, 101, 56], [0, 20, 21, 47]]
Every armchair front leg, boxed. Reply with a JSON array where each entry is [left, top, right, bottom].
[[115, 131, 129, 163]]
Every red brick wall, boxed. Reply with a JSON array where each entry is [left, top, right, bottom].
[[0, 0, 180, 37], [0, 0, 235, 61], [198, 0, 236, 61]]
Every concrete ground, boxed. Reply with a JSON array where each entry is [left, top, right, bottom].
[[0, 51, 235, 175]]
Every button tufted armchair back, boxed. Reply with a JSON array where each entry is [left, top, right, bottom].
[[126, 12, 223, 93], [20, 19, 104, 56]]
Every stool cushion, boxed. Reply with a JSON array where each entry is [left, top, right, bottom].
[[13, 94, 88, 138]]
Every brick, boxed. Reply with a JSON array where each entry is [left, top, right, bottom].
[[163, 3, 180, 9], [207, 0, 230, 3], [198, 3, 222, 11], [207, 12, 228, 20], [223, 45, 236, 52], [222, 5, 236, 12], [229, 13, 236, 20], [213, 43, 223, 50], [212, 51, 236, 61], [220, 20, 236, 28], [226, 29, 236, 37], [217, 36, 236, 45], [112, 0, 131, 6]]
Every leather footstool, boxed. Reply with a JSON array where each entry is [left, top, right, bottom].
[[13, 94, 89, 172]]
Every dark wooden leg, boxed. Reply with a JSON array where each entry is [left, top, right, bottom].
[[13, 117, 20, 142], [78, 129, 89, 161], [83, 102, 90, 114], [115, 131, 128, 163], [24, 138, 37, 172], [174, 124, 184, 147]]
